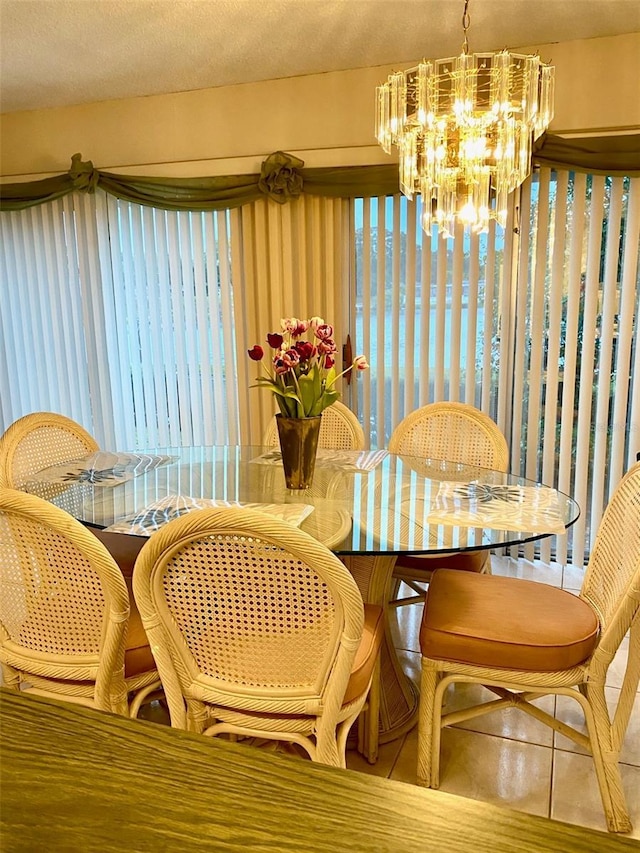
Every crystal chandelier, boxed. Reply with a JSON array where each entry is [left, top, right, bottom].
[[375, 0, 554, 238]]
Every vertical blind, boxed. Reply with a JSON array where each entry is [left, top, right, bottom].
[[512, 170, 639, 566], [351, 194, 511, 449], [232, 195, 350, 444], [352, 173, 639, 567], [0, 189, 240, 449], [0, 198, 95, 434]]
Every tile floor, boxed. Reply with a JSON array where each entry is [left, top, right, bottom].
[[344, 556, 640, 839]]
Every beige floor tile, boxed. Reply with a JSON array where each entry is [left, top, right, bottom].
[[606, 637, 634, 691], [491, 555, 563, 587], [346, 733, 407, 779], [388, 599, 423, 654], [551, 749, 640, 838], [441, 681, 556, 747], [390, 726, 553, 818], [554, 687, 640, 766], [138, 699, 170, 725], [396, 648, 421, 688], [562, 563, 586, 591]]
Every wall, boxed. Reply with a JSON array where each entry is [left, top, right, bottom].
[[1, 32, 639, 179]]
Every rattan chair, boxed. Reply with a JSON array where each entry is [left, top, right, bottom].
[[0, 488, 161, 717], [388, 402, 509, 605], [417, 461, 640, 834], [0, 411, 99, 489], [133, 507, 384, 767], [262, 400, 366, 451]]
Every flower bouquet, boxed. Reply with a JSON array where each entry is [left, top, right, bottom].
[[248, 317, 368, 488], [248, 317, 368, 418]]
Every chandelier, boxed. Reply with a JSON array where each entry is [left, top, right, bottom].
[[375, 0, 554, 238]]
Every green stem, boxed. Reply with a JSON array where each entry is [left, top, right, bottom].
[[290, 371, 306, 417], [325, 362, 354, 390]]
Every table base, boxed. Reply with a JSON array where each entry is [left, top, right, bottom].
[[339, 555, 419, 756]]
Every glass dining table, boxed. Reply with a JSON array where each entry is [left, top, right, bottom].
[[24, 445, 580, 751]]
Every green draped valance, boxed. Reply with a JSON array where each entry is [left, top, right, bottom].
[[1, 134, 638, 213], [0, 151, 400, 213], [533, 132, 640, 176]]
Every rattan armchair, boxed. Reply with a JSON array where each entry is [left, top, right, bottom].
[[133, 507, 384, 767], [388, 402, 509, 605], [417, 461, 640, 834], [263, 400, 366, 450], [0, 411, 99, 489], [0, 488, 161, 717]]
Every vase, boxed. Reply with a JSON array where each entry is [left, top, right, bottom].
[[275, 414, 322, 490]]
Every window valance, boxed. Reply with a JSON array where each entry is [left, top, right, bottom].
[[0, 151, 399, 212], [533, 132, 640, 176], [2, 134, 638, 212]]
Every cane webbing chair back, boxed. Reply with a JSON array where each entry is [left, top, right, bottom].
[[0, 488, 160, 716], [388, 402, 509, 604], [417, 462, 640, 834], [133, 507, 374, 766], [0, 412, 99, 489], [388, 402, 508, 470], [263, 401, 366, 451]]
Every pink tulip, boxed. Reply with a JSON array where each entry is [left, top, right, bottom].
[[354, 355, 369, 370], [314, 323, 334, 340]]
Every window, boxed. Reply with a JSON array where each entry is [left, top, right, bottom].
[[351, 194, 511, 449], [351, 172, 639, 565], [0, 191, 239, 448]]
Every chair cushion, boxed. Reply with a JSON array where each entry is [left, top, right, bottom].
[[420, 569, 599, 671], [124, 594, 157, 678], [395, 550, 489, 577], [342, 604, 384, 705]]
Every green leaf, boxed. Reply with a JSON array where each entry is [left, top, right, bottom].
[[312, 362, 323, 400], [298, 373, 316, 417], [277, 396, 296, 417], [313, 390, 339, 415]]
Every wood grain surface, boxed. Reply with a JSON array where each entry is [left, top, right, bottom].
[[0, 689, 636, 852]]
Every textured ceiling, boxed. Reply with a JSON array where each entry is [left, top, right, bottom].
[[1, 0, 639, 113]]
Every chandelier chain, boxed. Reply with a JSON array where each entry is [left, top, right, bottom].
[[461, 0, 470, 55]]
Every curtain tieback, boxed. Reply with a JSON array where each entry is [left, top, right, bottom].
[[69, 153, 100, 194], [258, 151, 304, 204]]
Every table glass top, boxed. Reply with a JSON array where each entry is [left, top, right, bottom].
[[24, 445, 580, 556]]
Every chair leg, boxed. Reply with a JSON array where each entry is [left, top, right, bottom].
[[583, 683, 632, 833], [364, 657, 380, 764], [1, 663, 20, 690], [389, 577, 427, 608], [417, 660, 439, 787], [315, 718, 342, 768]]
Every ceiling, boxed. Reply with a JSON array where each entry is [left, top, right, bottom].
[[1, 0, 639, 114]]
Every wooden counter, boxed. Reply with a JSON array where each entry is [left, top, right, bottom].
[[0, 689, 634, 852]]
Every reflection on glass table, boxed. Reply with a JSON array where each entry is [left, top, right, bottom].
[[24, 446, 580, 750]]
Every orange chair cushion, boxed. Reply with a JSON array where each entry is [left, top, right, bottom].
[[420, 569, 599, 671], [342, 604, 384, 705], [395, 550, 489, 576], [123, 593, 156, 677]]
